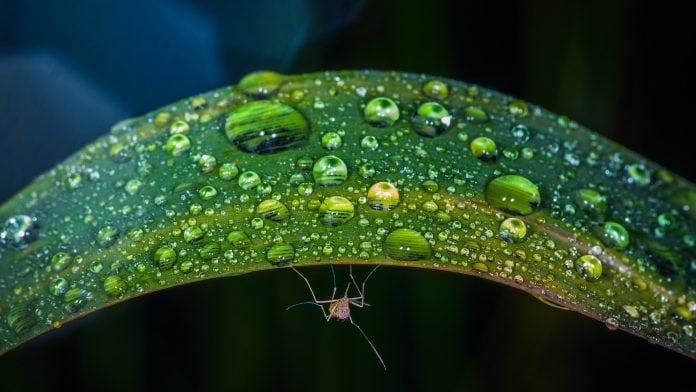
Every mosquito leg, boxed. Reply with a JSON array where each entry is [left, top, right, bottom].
[[349, 315, 387, 370], [329, 264, 337, 301], [349, 265, 380, 307], [290, 267, 329, 320]]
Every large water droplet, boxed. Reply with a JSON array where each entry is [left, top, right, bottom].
[[319, 196, 355, 226], [267, 243, 295, 266], [384, 229, 432, 261], [411, 102, 451, 137], [364, 97, 400, 127], [7, 305, 36, 334], [256, 199, 290, 222], [239, 171, 262, 190], [367, 182, 400, 210], [597, 222, 630, 249], [237, 70, 285, 98], [574, 255, 603, 282], [1, 215, 38, 248], [165, 134, 191, 156], [154, 246, 177, 270], [313, 155, 348, 186], [225, 100, 309, 154], [485, 175, 540, 215]]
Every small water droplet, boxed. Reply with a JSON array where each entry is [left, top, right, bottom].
[[154, 246, 177, 270], [219, 163, 239, 180], [96, 225, 119, 248], [166, 134, 191, 156], [169, 120, 190, 134], [411, 102, 451, 137], [508, 100, 529, 117], [227, 230, 251, 248], [361, 136, 379, 151], [237, 70, 285, 98], [103, 275, 126, 296], [573, 189, 607, 216], [183, 227, 204, 243], [321, 132, 343, 150], [238, 171, 262, 190], [64, 287, 92, 313], [464, 106, 488, 123], [422, 80, 449, 100], [597, 221, 630, 249]]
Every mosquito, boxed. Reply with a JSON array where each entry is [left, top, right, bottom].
[[287, 265, 386, 370]]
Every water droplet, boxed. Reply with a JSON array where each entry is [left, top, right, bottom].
[[50, 252, 73, 271], [657, 212, 675, 230], [219, 162, 239, 180], [7, 305, 36, 334], [198, 154, 217, 173], [103, 275, 126, 296], [485, 175, 541, 215], [421, 180, 439, 193], [511, 124, 531, 142], [574, 254, 603, 282], [499, 217, 527, 243], [626, 163, 651, 186], [49, 277, 69, 296], [64, 287, 92, 313], [198, 185, 218, 200], [469, 137, 497, 162], [598, 221, 629, 249], [321, 132, 343, 150], [239, 171, 262, 190], [200, 242, 220, 260], [605, 317, 620, 331], [237, 70, 285, 98], [411, 102, 451, 137], [361, 135, 379, 151], [225, 100, 309, 154], [359, 164, 376, 179], [573, 189, 607, 215], [422, 80, 449, 100], [169, 120, 190, 134], [297, 182, 314, 196], [96, 225, 119, 248], [384, 228, 432, 261], [109, 142, 131, 163], [313, 155, 348, 186], [166, 134, 191, 156], [267, 243, 295, 266], [508, 100, 529, 117], [154, 246, 177, 270], [364, 97, 400, 127], [319, 196, 355, 226], [256, 199, 290, 222], [367, 181, 400, 210], [227, 230, 251, 248], [125, 179, 143, 195], [1, 215, 38, 248], [464, 106, 488, 123], [183, 227, 204, 243], [63, 172, 82, 190]]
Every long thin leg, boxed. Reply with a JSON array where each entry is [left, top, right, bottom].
[[349, 315, 387, 371], [349, 265, 380, 307], [329, 265, 337, 301], [290, 267, 329, 320]]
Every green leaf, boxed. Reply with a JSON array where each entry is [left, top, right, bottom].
[[1, 70, 694, 358]]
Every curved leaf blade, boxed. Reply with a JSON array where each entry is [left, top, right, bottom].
[[1, 70, 694, 357]]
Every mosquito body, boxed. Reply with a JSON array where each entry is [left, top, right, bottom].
[[288, 265, 386, 370]]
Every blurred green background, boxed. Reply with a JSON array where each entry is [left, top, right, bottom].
[[0, 0, 694, 390]]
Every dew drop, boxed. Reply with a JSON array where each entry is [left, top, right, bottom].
[[574, 254, 603, 282], [573, 189, 607, 215], [50, 252, 73, 271], [422, 80, 449, 100], [169, 120, 190, 134], [384, 228, 432, 261], [238, 171, 262, 190], [103, 275, 126, 296], [64, 287, 92, 313], [319, 196, 355, 226], [598, 221, 630, 249], [361, 136, 379, 151], [411, 102, 451, 137], [364, 97, 400, 127], [313, 155, 348, 186], [219, 163, 239, 180], [225, 100, 309, 154], [183, 227, 204, 243], [1, 215, 39, 248], [256, 199, 290, 222], [165, 134, 191, 156], [321, 132, 343, 150], [499, 217, 527, 243], [96, 225, 119, 248], [227, 230, 251, 248], [464, 106, 488, 123], [469, 137, 497, 162], [49, 277, 69, 297], [7, 305, 36, 334], [237, 70, 285, 98], [267, 243, 295, 266], [508, 99, 529, 117], [198, 154, 217, 173], [154, 246, 177, 270], [367, 181, 400, 211], [485, 175, 541, 215], [198, 185, 218, 200]]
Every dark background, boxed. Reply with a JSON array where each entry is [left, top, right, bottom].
[[0, 0, 694, 391]]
